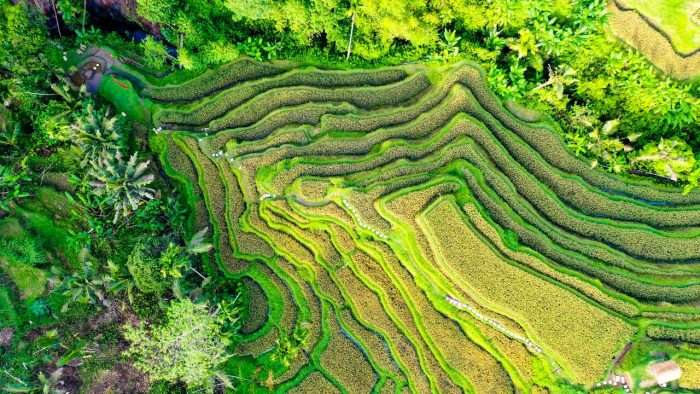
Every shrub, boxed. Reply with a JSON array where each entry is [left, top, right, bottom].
[[141, 36, 170, 70], [0, 164, 30, 212], [127, 244, 167, 295], [124, 298, 233, 390], [0, 286, 18, 327]]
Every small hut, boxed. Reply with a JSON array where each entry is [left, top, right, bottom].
[[647, 360, 682, 387]]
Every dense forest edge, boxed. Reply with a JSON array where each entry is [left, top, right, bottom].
[[3, 0, 700, 393]]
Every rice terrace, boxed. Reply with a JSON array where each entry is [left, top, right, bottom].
[[89, 53, 700, 392], [609, 0, 700, 78], [4, 1, 700, 393]]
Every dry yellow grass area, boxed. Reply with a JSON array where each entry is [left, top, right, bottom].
[[419, 196, 635, 386], [608, 0, 700, 79], [679, 357, 700, 389]]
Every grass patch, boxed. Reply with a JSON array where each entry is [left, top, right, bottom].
[[98, 74, 153, 125]]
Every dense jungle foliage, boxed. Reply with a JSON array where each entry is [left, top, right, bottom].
[[15, 0, 700, 188], [1, 0, 700, 392]]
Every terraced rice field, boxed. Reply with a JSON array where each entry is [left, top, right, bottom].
[[608, 0, 700, 79], [130, 59, 700, 392], [615, 0, 700, 56], [679, 357, 700, 389]]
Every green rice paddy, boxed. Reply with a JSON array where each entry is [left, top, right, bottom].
[[98, 58, 700, 392], [616, 0, 700, 55]]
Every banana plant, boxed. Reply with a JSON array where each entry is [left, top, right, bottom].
[[161, 228, 213, 287], [88, 150, 155, 223], [58, 261, 115, 312], [187, 227, 214, 255], [584, 119, 632, 173], [438, 29, 461, 58], [59, 101, 122, 167], [270, 324, 310, 369], [0, 106, 21, 149]]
